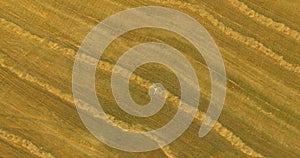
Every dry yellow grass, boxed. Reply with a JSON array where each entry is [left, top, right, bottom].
[[1, 0, 300, 157]]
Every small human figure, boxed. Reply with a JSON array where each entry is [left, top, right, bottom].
[[153, 87, 158, 95]]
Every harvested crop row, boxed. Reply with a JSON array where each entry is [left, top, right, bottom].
[[3, 1, 298, 143], [0, 128, 54, 158], [0, 15, 282, 157], [0, 48, 264, 158], [225, 0, 300, 41], [2, 2, 294, 154], [0, 48, 177, 157], [149, 0, 300, 74]]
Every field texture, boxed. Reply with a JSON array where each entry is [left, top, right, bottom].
[[1, 0, 300, 157]]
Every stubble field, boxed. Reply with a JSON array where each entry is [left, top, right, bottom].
[[0, 0, 300, 157]]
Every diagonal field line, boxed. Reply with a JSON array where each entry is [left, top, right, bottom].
[[0, 55, 265, 157], [0, 0, 300, 156], [0, 128, 55, 158], [1, 11, 291, 156], [0, 47, 265, 158], [225, 0, 300, 41]]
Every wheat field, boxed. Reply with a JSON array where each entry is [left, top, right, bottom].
[[0, 0, 300, 157]]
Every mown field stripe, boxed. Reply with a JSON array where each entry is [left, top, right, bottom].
[[225, 0, 300, 41], [8, 0, 299, 75], [2, 15, 291, 157], [5, 0, 297, 153], [149, 0, 300, 74], [0, 44, 266, 158], [3, 1, 299, 150], [0, 53, 264, 157], [2, 0, 300, 156], [0, 128, 55, 158], [0, 55, 176, 157]]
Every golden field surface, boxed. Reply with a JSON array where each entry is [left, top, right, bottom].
[[1, 0, 300, 157]]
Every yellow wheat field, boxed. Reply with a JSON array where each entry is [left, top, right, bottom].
[[1, 0, 300, 157]]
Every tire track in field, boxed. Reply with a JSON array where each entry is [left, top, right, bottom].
[[150, 0, 300, 74], [225, 0, 300, 41], [0, 128, 54, 158], [0, 16, 271, 157]]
